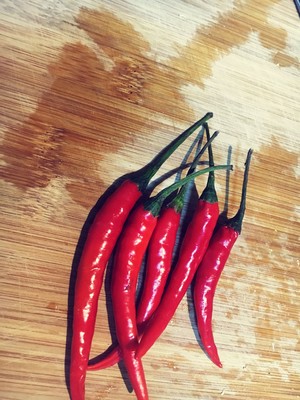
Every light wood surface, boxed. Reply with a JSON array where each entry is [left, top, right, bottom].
[[1, 1, 299, 399]]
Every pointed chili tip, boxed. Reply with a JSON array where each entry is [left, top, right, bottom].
[[208, 351, 222, 368], [245, 148, 254, 164]]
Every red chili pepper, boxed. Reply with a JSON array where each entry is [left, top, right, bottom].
[[109, 164, 229, 400], [136, 207, 181, 329], [136, 132, 225, 359], [193, 148, 253, 368], [69, 112, 213, 400], [137, 130, 220, 331], [87, 130, 220, 372], [110, 205, 156, 400]]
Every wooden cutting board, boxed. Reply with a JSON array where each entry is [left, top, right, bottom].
[[1, 1, 299, 399]]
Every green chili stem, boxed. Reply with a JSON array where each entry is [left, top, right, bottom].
[[169, 130, 219, 213], [190, 130, 219, 173], [131, 112, 213, 191], [227, 149, 253, 234], [145, 164, 232, 217], [200, 124, 218, 204]]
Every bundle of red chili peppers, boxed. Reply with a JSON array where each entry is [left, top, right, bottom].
[[69, 112, 253, 400]]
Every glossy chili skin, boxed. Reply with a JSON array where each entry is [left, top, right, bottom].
[[87, 131, 221, 372], [70, 113, 214, 399], [87, 344, 120, 371], [87, 165, 228, 375], [136, 199, 219, 359], [87, 206, 181, 371], [111, 205, 158, 400], [70, 180, 141, 400], [193, 225, 238, 368], [137, 206, 181, 330], [193, 148, 253, 369]]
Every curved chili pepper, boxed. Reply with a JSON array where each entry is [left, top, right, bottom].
[[137, 130, 220, 331], [109, 164, 229, 399], [136, 135, 224, 359], [111, 205, 156, 400], [69, 112, 213, 400], [87, 130, 220, 371], [70, 179, 141, 400], [136, 206, 181, 330], [86, 207, 182, 372], [193, 148, 253, 368]]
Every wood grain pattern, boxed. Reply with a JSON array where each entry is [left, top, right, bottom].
[[1, 1, 299, 399]]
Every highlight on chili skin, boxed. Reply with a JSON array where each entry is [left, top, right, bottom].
[[193, 148, 253, 368], [68, 113, 253, 400], [69, 113, 213, 400], [135, 132, 221, 360], [87, 128, 221, 372]]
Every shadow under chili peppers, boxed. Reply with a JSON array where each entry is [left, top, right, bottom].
[[173, 180, 200, 264], [187, 280, 208, 358], [104, 243, 135, 393], [170, 129, 205, 264]]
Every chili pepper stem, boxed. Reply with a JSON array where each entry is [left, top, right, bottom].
[[170, 130, 220, 213], [86, 132, 220, 374], [200, 124, 218, 204], [145, 164, 232, 217], [227, 149, 253, 234], [131, 112, 213, 191]]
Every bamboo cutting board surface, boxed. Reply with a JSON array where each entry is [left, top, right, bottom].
[[1, 1, 299, 399]]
